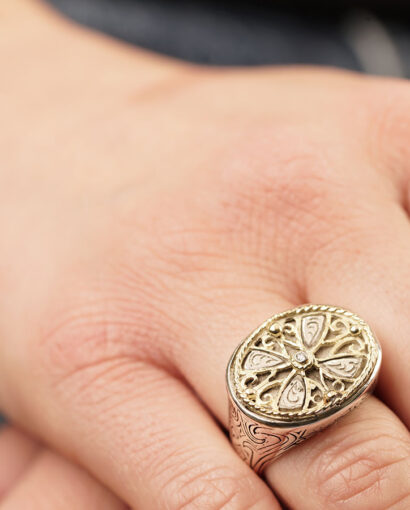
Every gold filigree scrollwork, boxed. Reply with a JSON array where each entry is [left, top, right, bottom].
[[233, 305, 379, 421]]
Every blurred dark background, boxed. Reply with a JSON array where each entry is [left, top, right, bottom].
[[46, 0, 410, 77]]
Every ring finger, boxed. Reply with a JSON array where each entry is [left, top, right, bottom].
[[166, 289, 410, 509]]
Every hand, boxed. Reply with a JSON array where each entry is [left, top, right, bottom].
[[1, 1, 409, 509]]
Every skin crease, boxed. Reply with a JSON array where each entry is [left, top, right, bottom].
[[0, 0, 410, 509]]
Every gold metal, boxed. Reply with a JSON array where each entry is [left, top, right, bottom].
[[226, 304, 382, 473]]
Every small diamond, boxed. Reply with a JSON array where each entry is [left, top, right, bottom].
[[295, 351, 308, 363]]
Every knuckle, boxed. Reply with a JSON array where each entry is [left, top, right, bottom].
[[37, 302, 132, 385], [311, 428, 410, 510], [220, 132, 331, 227], [214, 130, 360, 272], [38, 302, 114, 381], [32, 270, 172, 393], [219, 133, 327, 222]]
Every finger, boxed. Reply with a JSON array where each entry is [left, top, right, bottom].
[[267, 397, 410, 510], [0, 449, 126, 510], [156, 277, 410, 510], [2, 236, 408, 510], [0, 427, 39, 498], [160, 292, 297, 424], [8, 362, 280, 509], [140, 289, 410, 509], [302, 197, 410, 424]]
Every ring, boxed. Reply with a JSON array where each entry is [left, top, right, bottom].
[[226, 304, 382, 473]]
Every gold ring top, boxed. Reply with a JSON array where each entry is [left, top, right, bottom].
[[227, 304, 381, 427]]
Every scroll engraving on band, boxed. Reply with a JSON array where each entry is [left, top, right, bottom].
[[229, 402, 308, 473], [231, 305, 379, 421]]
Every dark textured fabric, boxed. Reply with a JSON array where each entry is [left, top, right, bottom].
[[46, 0, 410, 76], [47, 0, 360, 67]]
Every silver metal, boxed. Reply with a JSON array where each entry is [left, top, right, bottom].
[[226, 304, 382, 473]]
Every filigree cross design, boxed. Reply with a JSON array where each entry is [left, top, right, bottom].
[[233, 305, 379, 420]]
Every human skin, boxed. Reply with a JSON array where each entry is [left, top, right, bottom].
[[0, 0, 409, 508]]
